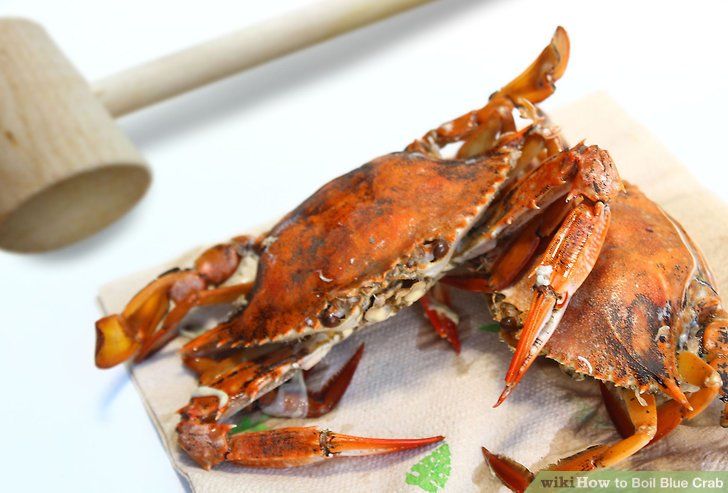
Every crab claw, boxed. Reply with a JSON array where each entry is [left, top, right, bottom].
[[180, 424, 443, 469], [324, 430, 444, 458], [95, 270, 199, 368], [499, 26, 570, 105], [94, 241, 253, 368], [495, 201, 611, 406], [134, 282, 253, 362], [95, 314, 140, 368], [305, 343, 365, 417], [228, 428, 444, 468]]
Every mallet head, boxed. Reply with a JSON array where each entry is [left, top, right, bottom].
[[0, 18, 150, 252]]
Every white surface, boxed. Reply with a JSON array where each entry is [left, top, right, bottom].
[[1, 1, 726, 492]]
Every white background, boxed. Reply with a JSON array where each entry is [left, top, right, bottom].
[[2, 0, 727, 491]]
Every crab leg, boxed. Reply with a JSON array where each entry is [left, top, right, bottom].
[[421, 145, 579, 351], [552, 390, 655, 469], [305, 343, 366, 417], [423, 223, 543, 351], [651, 360, 718, 444], [702, 307, 728, 426], [406, 26, 568, 159], [182, 337, 336, 421], [95, 269, 203, 368], [481, 447, 534, 493], [186, 342, 362, 420], [447, 146, 621, 405], [601, 351, 723, 446], [222, 427, 443, 468], [179, 418, 443, 470], [258, 344, 366, 418], [420, 284, 461, 353], [177, 335, 337, 467], [483, 389, 656, 492], [495, 201, 611, 405], [135, 282, 253, 362], [95, 239, 254, 368], [443, 218, 544, 294], [177, 337, 442, 469], [652, 364, 720, 444], [484, 145, 621, 406], [598, 382, 637, 439]]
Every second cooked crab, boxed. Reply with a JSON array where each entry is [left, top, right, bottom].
[[478, 183, 728, 492]]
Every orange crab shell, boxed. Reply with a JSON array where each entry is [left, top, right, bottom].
[[190, 150, 517, 353], [491, 183, 707, 396]]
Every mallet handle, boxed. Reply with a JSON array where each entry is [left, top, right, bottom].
[[92, 0, 432, 117]]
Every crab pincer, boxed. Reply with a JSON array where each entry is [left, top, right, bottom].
[[177, 343, 443, 469], [491, 145, 623, 406], [180, 422, 443, 470], [95, 238, 256, 367]]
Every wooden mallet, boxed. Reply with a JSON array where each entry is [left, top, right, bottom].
[[0, 0, 431, 252]]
